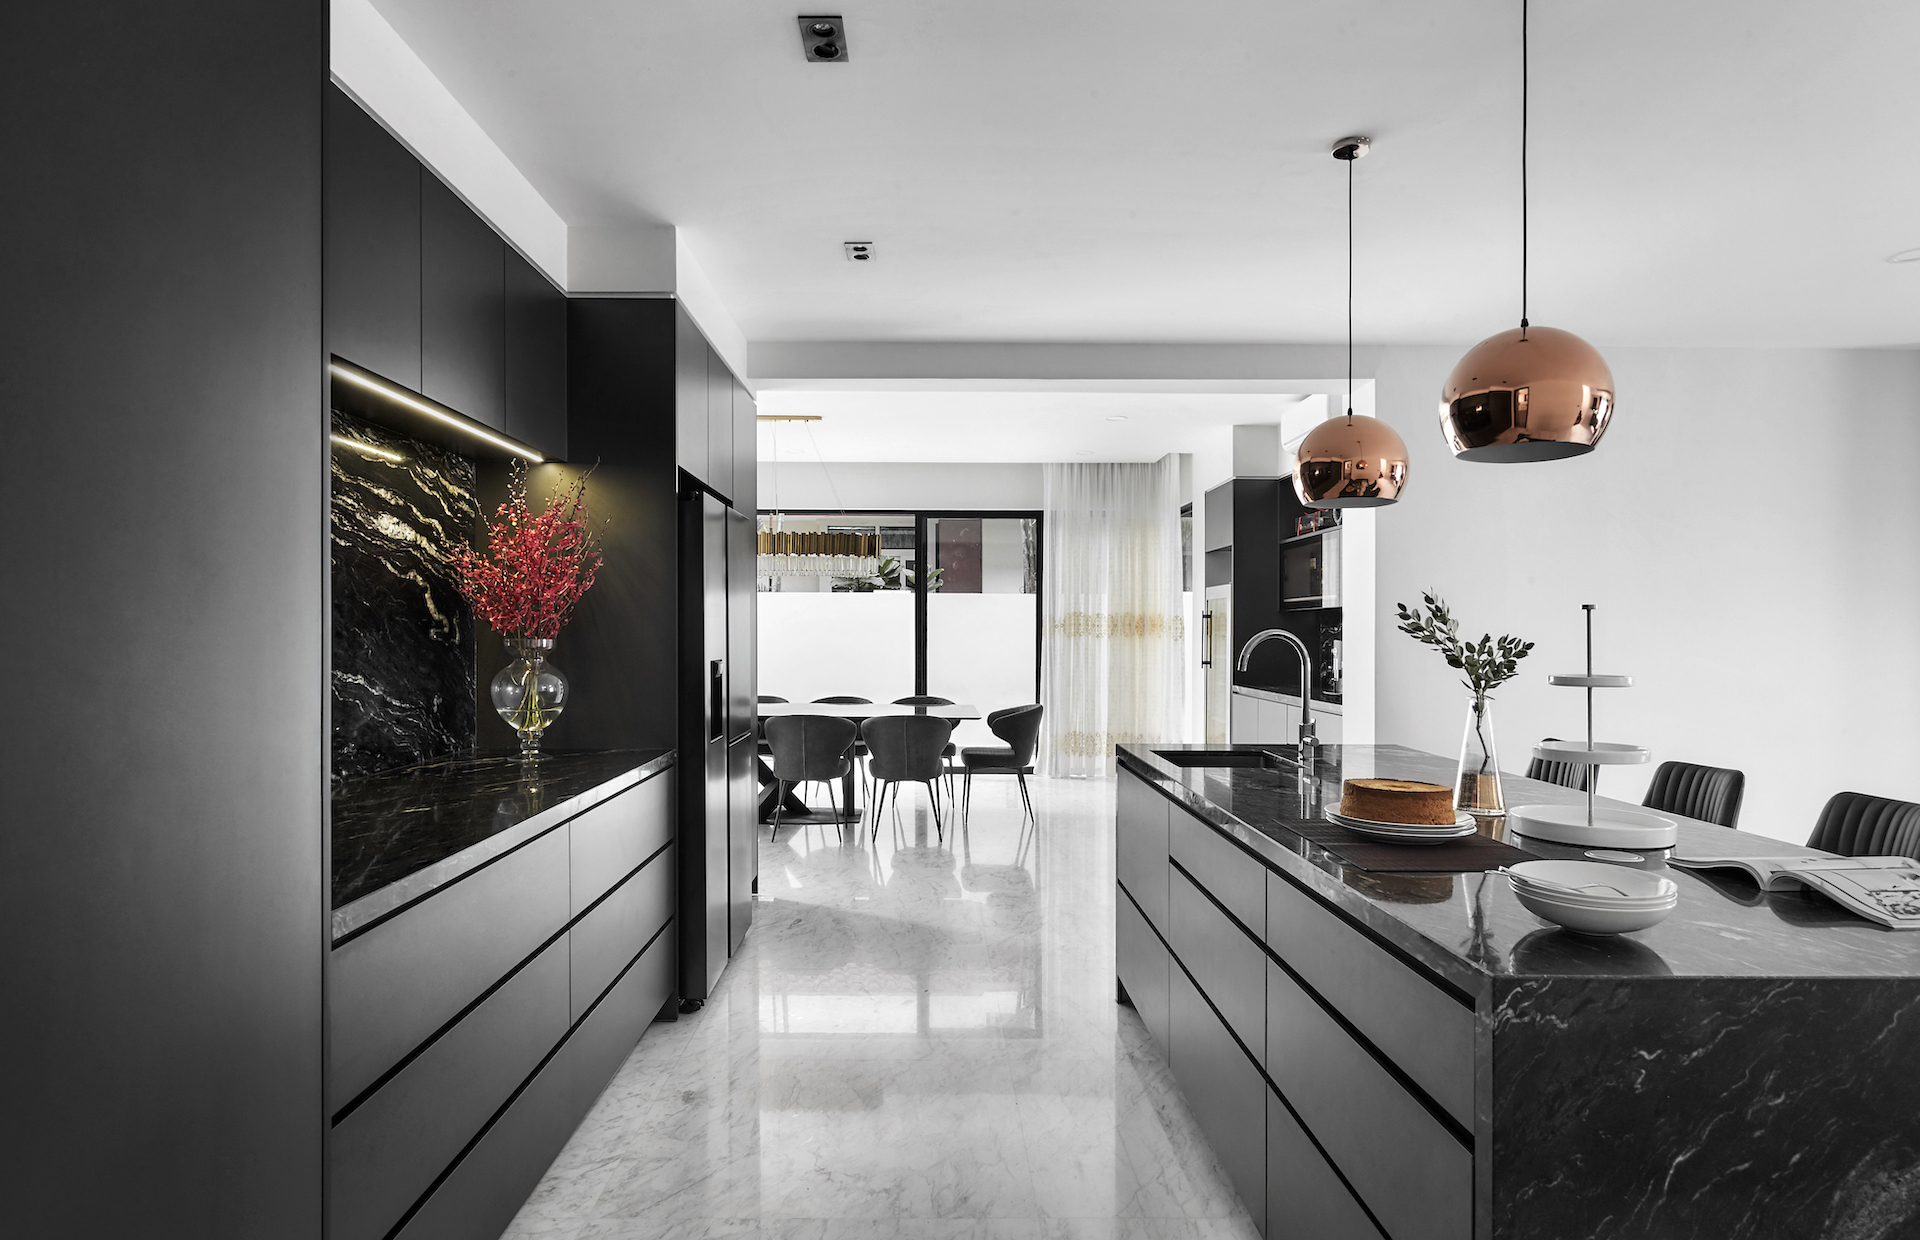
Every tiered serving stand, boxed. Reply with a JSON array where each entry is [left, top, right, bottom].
[[1506, 605, 1679, 851]]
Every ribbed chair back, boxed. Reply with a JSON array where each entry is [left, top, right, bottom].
[[763, 715, 857, 784], [987, 704, 1044, 769], [1525, 736, 1590, 793], [758, 695, 789, 704], [862, 715, 954, 783], [1643, 761, 1746, 829], [892, 695, 955, 706], [1807, 792, 1920, 858], [812, 696, 872, 705]]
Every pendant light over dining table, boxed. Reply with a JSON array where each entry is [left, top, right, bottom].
[[1439, 0, 1615, 462], [1294, 136, 1410, 509]]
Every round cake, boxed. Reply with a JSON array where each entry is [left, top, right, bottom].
[[1340, 778, 1456, 825]]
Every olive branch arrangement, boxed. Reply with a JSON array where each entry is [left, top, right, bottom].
[[1394, 591, 1534, 707]]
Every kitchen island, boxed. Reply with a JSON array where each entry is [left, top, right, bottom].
[[1117, 742, 1920, 1240]]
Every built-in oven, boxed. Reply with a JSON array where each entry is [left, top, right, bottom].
[[1279, 527, 1342, 609]]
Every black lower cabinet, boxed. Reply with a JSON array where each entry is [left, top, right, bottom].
[[1169, 963, 1267, 1234], [1267, 1091, 1384, 1240], [1115, 888, 1170, 1047], [394, 928, 673, 1240]]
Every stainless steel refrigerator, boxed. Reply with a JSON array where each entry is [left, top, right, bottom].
[[680, 491, 757, 1003]]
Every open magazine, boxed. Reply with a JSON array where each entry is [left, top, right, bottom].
[[1670, 854, 1920, 929]]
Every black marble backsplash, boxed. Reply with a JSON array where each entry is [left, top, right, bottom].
[[331, 410, 478, 781]]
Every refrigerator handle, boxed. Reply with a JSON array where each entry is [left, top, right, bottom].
[[1200, 610, 1212, 667], [709, 659, 725, 741]]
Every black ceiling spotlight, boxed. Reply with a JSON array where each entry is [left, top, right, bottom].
[[797, 15, 848, 61]]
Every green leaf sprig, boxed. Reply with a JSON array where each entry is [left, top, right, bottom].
[[1394, 591, 1534, 704]]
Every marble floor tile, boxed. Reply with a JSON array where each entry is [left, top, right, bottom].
[[504, 775, 1259, 1238]]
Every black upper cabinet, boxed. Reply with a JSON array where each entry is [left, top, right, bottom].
[[503, 248, 567, 461], [422, 173, 505, 432], [732, 375, 756, 514], [325, 86, 421, 388], [674, 306, 707, 485], [706, 345, 734, 503]]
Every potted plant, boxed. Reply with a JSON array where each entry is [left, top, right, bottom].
[[1395, 592, 1534, 819], [449, 463, 603, 761]]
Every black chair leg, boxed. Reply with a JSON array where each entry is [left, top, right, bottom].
[[772, 780, 786, 843], [927, 780, 944, 843], [827, 780, 842, 833], [870, 780, 887, 840], [1017, 772, 1033, 821], [962, 770, 972, 825]]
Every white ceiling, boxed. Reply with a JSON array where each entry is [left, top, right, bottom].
[[371, 0, 1920, 350], [755, 389, 1318, 462]]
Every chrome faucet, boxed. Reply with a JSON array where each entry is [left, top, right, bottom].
[[1236, 628, 1318, 770]]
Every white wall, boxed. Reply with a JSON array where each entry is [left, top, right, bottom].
[[1370, 345, 1920, 844], [758, 461, 1044, 512]]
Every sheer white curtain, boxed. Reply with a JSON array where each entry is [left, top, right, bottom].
[[1040, 456, 1186, 777]]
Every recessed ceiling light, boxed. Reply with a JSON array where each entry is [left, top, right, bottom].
[[1887, 247, 1920, 264], [1074, 451, 1095, 457], [1106, 415, 1128, 422]]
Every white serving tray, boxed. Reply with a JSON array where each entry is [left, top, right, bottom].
[[1507, 803, 1678, 850], [1533, 740, 1651, 766], [1548, 674, 1634, 688]]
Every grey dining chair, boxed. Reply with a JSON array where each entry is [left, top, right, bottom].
[[763, 714, 859, 842], [1525, 736, 1591, 793], [1807, 791, 1920, 858], [755, 695, 788, 755], [893, 696, 958, 801], [861, 714, 955, 842], [961, 704, 1043, 824], [812, 696, 875, 799], [1643, 761, 1746, 829]]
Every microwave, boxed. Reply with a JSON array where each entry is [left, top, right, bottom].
[[1279, 527, 1342, 609]]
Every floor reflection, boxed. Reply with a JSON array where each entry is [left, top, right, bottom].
[[504, 775, 1262, 1240]]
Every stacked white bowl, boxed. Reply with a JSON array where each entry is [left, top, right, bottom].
[[1504, 860, 1680, 935]]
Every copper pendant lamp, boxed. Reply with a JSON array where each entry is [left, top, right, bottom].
[[1440, 0, 1613, 462], [1295, 137, 1410, 509]]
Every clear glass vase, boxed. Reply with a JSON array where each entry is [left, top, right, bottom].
[[491, 638, 568, 761], [1455, 694, 1504, 820]]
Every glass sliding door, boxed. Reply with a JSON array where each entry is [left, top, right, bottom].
[[756, 513, 917, 704], [925, 515, 1040, 749]]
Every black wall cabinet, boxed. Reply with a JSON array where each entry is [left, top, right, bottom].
[[421, 173, 505, 432], [324, 84, 565, 462], [325, 87, 421, 389]]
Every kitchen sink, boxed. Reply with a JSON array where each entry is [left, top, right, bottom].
[[1152, 749, 1282, 768]]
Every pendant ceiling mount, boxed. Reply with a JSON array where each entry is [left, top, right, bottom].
[[1294, 136, 1409, 509], [1438, 0, 1614, 463]]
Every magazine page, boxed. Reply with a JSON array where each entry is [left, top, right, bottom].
[[1671, 855, 1920, 928]]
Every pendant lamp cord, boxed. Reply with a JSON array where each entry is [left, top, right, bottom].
[[1346, 152, 1354, 424], [1520, 0, 1529, 338]]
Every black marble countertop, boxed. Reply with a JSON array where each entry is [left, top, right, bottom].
[[1121, 743, 1920, 999], [331, 749, 673, 941]]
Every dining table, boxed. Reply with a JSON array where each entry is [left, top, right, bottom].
[[756, 701, 983, 825]]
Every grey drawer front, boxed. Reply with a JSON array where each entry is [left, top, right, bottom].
[[331, 827, 570, 1111], [571, 844, 674, 1023], [1267, 961, 1471, 1240], [1266, 871, 1474, 1128], [329, 936, 569, 1240], [1170, 963, 1266, 1234], [1269, 1090, 1386, 1240], [1116, 885, 1170, 1051], [1170, 807, 1264, 934], [1169, 865, 1264, 1054], [571, 771, 673, 915], [1117, 767, 1170, 932], [396, 930, 673, 1240]]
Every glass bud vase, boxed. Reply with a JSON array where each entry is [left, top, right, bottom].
[[491, 638, 568, 762], [1455, 694, 1504, 820]]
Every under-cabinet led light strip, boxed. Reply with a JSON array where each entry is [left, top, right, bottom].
[[329, 433, 402, 462], [329, 363, 544, 462]]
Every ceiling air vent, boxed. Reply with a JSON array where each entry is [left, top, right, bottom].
[[844, 242, 873, 263], [798, 16, 848, 62]]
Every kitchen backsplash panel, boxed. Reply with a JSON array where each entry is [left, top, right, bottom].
[[330, 409, 477, 781]]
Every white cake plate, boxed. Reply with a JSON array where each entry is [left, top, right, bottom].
[[1533, 740, 1650, 766], [1548, 673, 1633, 688], [1507, 803, 1678, 850]]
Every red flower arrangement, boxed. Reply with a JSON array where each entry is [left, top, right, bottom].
[[449, 463, 605, 640]]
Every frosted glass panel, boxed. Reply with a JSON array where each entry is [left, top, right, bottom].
[[758, 591, 916, 704], [927, 517, 1038, 747]]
